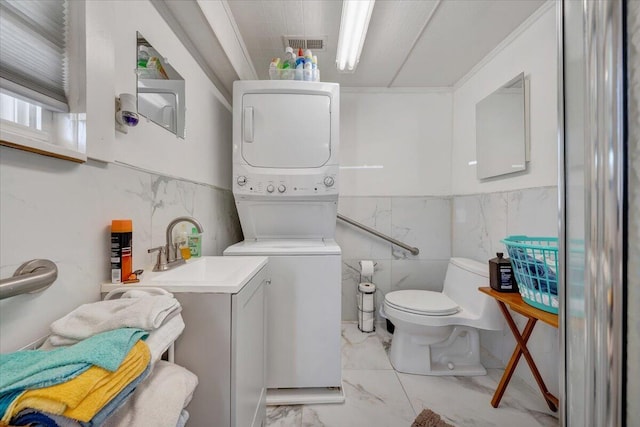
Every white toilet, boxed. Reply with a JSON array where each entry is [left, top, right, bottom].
[[382, 257, 502, 376]]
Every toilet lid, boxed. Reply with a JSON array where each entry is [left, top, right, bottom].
[[385, 290, 460, 316]]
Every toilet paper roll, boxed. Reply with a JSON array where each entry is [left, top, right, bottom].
[[358, 283, 376, 312], [358, 294, 375, 312], [359, 310, 375, 332], [358, 282, 376, 293], [359, 260, 374, 277]]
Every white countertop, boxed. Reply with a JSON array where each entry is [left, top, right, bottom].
[[101, 256, 268, 294], [224, 238, 341, 255]]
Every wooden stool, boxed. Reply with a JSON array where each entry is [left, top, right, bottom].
[[478, 287, 559, 412]]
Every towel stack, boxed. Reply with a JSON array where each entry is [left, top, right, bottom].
[[0, 293, 197, 427]]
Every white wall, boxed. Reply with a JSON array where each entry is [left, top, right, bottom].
[[339, 89, 452, 197], [337, 89, 453, 321], [0, 0, 241, 353], [88, 1, 233, 190], [450, 3, 559, 396], [112, 1, 232, 189], [451, 3, 557, 195]]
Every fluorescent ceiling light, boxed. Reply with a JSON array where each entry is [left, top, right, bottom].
[[336, 0, 375, 72]]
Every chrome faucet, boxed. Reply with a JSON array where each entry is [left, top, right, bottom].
[[148, 216, 204, 272]]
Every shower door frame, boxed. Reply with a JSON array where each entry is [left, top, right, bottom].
[[558, 0, 627, 426]]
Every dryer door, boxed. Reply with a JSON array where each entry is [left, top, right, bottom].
[[241, 93, 331, 168]]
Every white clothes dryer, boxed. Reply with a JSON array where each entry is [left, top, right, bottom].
[[226, 81, 343, 404]]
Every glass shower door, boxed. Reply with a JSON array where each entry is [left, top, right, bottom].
[[560, 1, 587, 425], [625, 1, 640, 425], [560, 0, 627, 425]]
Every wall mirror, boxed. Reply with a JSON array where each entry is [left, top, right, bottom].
[[475, 72, 529, 179], [136, 32, 186, 138]]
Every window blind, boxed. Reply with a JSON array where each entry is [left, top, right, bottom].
[[0, 0, 69, 112]]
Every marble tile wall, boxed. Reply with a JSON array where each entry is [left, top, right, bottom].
[[336, 196, 451, 323], [0, 146, 242, 352], [452, 185, 560, 396]]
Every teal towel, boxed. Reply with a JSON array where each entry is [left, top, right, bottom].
[[0, 328, 148, 394], [0, 389, 23, 418]]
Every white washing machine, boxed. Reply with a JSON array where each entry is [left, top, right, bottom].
[[225, 81, 342, 404], [224, 239, 341, 390]]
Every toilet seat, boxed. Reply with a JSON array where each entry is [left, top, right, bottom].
[[385, 290, 460, 316]]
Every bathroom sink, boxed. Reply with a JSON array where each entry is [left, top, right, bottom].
[[102, 256, 268, 294]]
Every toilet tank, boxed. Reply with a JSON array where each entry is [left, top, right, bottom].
[[443, 258, 502, 330]]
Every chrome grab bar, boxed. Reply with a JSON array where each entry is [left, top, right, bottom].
[[337, 213, 420, 256], [0, 259, 58, 300]]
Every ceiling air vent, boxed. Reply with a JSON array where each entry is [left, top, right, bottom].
[[283, 36, 327, 52]]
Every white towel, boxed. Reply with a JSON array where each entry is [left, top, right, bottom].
[[121, 289, 173, 299], [47, 295, 181, 346], [41, 314, 185, 360], [103, 361, 198, 427], [145, 314, 185, 363]]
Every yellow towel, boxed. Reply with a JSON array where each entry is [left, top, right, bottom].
[[3, 367, 110, 422], [64, 341, 150, 421], [7, 340, 150, 422]]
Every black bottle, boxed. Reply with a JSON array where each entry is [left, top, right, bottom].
[[489, 252, 518, 293]]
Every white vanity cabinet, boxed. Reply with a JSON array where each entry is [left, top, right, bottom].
[[102, 256, 269, 427], [173, 264, 268, 427]]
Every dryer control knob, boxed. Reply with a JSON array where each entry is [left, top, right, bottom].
[[266, 184, 275, 193], [237, 176, 247, 186], [323, 176, 335, 187], [277, 185, 286, 193]]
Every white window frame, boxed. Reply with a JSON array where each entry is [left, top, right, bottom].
[[0, 0, 87, 163]]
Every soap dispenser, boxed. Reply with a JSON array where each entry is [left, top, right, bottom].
[[188, 227, 202, 257]]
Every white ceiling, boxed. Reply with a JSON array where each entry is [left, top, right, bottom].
[[156, 0, 547, 101], [226, 0, 546, 88]]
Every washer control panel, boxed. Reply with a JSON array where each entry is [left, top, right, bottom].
[[233, 170, 338, 197]]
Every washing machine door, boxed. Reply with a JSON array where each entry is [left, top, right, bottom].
[[241, 93, 331, 168], [236, 199, 337, 240]]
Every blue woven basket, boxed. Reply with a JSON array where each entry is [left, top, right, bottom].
[[500, 236, 559, 314]]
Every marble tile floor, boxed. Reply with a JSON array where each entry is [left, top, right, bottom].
[[266, 322, 559, 427]]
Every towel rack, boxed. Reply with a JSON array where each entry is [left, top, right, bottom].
[[0, 259, 58, 300], [337, 213, 420, 255]]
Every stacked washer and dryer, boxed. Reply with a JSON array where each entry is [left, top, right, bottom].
[[224, 81, 343, 404]]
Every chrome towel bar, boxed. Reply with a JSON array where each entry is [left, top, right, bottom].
[[337, 214, 420, 256], [0, 259, 58, 300]]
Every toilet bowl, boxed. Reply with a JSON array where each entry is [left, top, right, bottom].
[[383, 257, 502, 376]]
